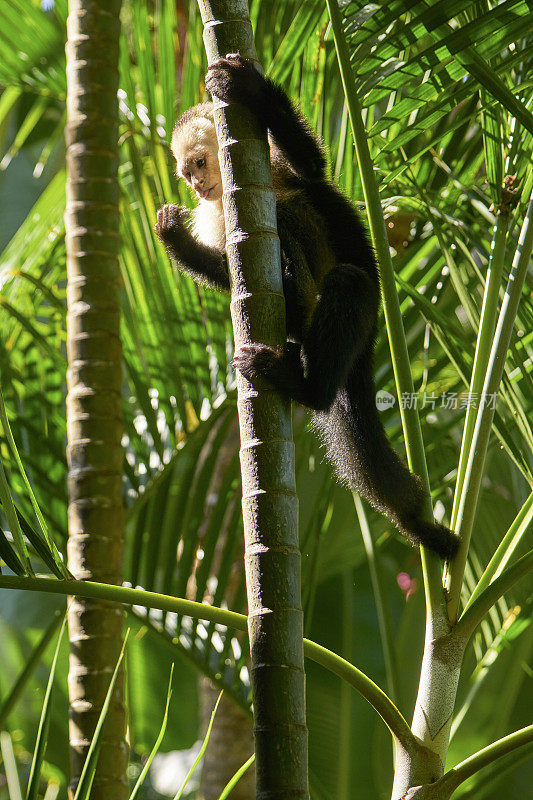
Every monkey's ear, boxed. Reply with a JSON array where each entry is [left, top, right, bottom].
[[205, 54, 264, 105]]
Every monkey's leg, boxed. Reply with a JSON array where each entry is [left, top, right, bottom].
[[155, 204, 229, 291], [234, 263, 378, 410], [205, 55, 326, 181]]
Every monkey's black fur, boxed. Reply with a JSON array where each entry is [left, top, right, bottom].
[[156, 55, 459, 560]]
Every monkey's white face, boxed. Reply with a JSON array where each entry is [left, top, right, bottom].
[[171, 118, 222, 203]]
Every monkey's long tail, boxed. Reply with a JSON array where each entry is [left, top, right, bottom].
[[312, 347, 459, 560]]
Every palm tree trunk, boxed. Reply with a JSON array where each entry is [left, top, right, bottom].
[[196, 2, 308, 797], [64, 1, 127, 798], [199, 678, 255, 800]]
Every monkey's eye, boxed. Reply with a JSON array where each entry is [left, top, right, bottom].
[[184, 171, 191, 181], [196, 158, 205, 168]]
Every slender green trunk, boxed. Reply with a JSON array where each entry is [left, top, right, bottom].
[[444, 210, 508, 620], [64, 1, 127, 797], [195, 2, 307, 797], [445, 193, 533, 621], [325, 2, 454, 794]]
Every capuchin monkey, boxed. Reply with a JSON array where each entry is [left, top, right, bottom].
[[156, 54, 459, 561]]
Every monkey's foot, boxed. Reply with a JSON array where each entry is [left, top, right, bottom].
[[233, 344, 279, 383], [233, 343, 312, 406]]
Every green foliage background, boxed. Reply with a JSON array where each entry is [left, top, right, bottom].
[[0, 1, 531, 798]]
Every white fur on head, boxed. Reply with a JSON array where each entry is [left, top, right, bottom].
[[171, 104, 226, 249], [171, 115, 217, 168], [171, 105, 222, 203]]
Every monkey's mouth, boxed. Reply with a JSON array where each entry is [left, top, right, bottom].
[[199, 185, 218, 200]]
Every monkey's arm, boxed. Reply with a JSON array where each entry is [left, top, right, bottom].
[[205, 55, 326, 182], [155, 204, 229, 291]]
